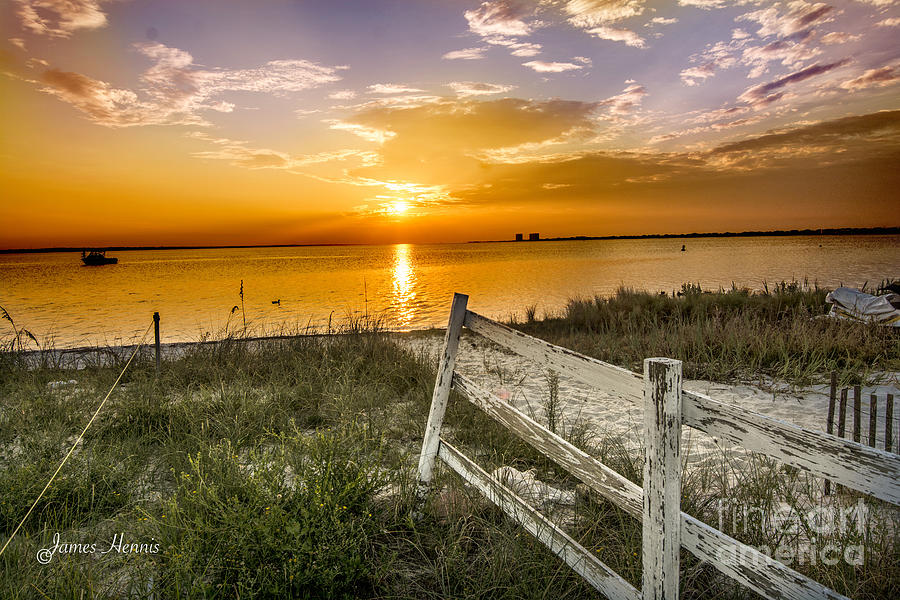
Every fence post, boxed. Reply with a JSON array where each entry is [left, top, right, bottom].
[[416, 293, 468, 504], [838, 389, 847, 438], [643, 357, 682, 600], [869, 394, 877, 449], [853, 385, 861, 443], [825, 372, 837, 495], [153, 312, 161, 377], [887, 394, 894, 453]]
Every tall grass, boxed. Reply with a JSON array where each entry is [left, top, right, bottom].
[[515, 283, 898, 386]]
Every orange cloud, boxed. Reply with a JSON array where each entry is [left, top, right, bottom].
[[12, 0, 112, 38], [839, 66, 899, 91], [38, 43, 343, 127]]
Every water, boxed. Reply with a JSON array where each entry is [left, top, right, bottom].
[[1, 235, 897, 348]]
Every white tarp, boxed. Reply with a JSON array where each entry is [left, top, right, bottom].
[[825, 287, 900, 327]]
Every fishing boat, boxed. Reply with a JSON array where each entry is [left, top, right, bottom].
[[81, 249, 118, 266]]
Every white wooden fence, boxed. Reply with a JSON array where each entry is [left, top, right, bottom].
[[416, 293, 900, 600]]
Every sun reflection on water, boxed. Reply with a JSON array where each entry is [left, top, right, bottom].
[[391, 244, 417, 328]]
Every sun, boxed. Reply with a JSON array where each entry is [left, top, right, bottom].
[[385, 200, 410, 215]]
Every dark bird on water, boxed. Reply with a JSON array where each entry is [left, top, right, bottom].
[[681, 244, 686, 252], [272, 299, 281, 306]]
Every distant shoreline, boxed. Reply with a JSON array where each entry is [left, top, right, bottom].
[[467, 226, 900, 244], [1, 226, 897, 254], [0, 243, 357, 255]]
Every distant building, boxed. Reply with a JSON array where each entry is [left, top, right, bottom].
[[515, 233, 523, 241], [528, 233, 540, 241]]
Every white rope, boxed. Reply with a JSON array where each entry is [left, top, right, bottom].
[[0, 321, 154, 559]]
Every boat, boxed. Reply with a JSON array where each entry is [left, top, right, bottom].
[[81, 249, 118, 266]]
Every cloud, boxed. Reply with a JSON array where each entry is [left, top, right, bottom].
[[740, 38, 822, 78], [677, 0, 728, 9], [876, 17, 900, 27], [294, 108, 321, 117], [707, 110, 900, 163], [328, 89, 356, 100], [189, 134, 292, 169], [681, 63, 717, 86], [598, 82, 647, 114], [648, 17, 678, 26], [368, 83, 424, 95], [327, 120, 397, 143], [38, 42, 343, 127], [728, 2, 841, 78], [738, 2, 835, 39], [465, 1, 535, 37], [447, 81, 516, 97], [684, 106, 751, 125], [737, 60, 851, 107], [452, 150, 691, 206], [340, 97, 600, 185], [40, 69, 149, 126], [648, 108, 764, 144], [522, 60, 584, 72], [586, 26, 646, 48], [460, 2, 546, 61], [191, 61, 341, 96], [508, 42, 542, 56], [453, 110, 900, 211], [8, 37, 26, 50], [839, 66, 899, 91], [680, 39, 742, 86], [820, 32, 861, 44], [338, 94, 443, 111], [442, 47, 488, 60], [680, 1, 855, 85], [564, 0, 646, 28], [480, 36, 543, 57], [187, 131, 377, 170], [12, 0, 111, 38]]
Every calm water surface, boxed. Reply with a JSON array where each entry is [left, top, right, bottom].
[[1, 236, 897, 348]]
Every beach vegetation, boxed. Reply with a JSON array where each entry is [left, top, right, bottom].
[[0, 286, 897, 598]]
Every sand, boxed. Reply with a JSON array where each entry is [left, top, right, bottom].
[[399, 331, 900, 470]]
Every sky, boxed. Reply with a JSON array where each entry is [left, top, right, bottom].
[[1, 0, 898, 248]]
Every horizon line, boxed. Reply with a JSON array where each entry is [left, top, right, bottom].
[[2, 225, 899, 254]]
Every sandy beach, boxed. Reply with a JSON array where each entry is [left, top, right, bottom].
[[401, 330, 900, 470]]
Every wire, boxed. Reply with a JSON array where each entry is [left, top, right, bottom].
[[0, 321, 154, 560]]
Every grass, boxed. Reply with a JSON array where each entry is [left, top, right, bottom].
[[0, 286, 898, 598], [512, 282, 899, 387]]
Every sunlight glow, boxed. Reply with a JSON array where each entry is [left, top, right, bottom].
[[385, 200, 410, 215], [391, 244, 417, 328]]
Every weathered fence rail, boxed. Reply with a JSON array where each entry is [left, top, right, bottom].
[[417, 293, 900, 600]]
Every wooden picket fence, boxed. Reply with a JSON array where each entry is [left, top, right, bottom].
[[416, 293, 900, 600], [825, 373, 898, 495]]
